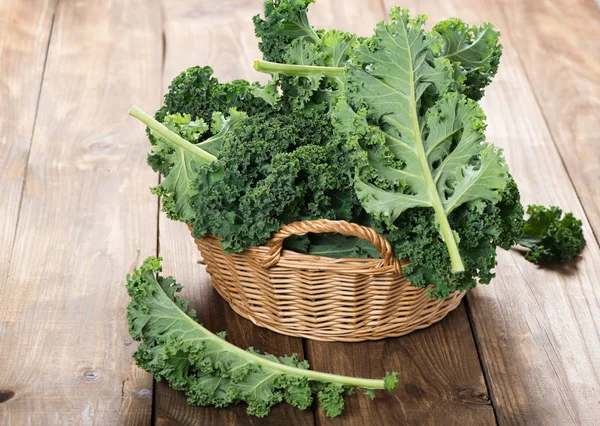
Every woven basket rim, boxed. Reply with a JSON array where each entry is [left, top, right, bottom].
[[193, 219, 408, 275], [200, 237, 410, 275]]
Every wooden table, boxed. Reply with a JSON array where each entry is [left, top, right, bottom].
[[1, 0, 599, 424]]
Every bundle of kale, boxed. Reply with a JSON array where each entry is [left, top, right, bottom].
[[131, 0, 585, 299]]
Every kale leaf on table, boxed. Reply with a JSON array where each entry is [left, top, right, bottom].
[[127, 257, 398, 418], [519, 205, 586, 265]]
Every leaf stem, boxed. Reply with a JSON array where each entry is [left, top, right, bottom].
[[402, 33, 465, 273], [128, 105, 217, 163], [253, 60, 345, 79], [411, 115, 464, 272]]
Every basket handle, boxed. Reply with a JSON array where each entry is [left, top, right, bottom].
[[261, 219, 402, 274]]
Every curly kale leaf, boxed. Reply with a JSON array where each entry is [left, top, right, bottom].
[[433, 18, 502, 100], [127, 257, 398, 418], [155, 66, 269, 129], [131, 107, 248, 223], [129, 107, 217, 223], [519, 205, 586, 265], [150, 110, 248, 222], [253, 1, 357, 109], [147, 66, 271, 175], [341, 9, 509, 273], [191, 111, 360, 252], [253, 0, 320, 63]]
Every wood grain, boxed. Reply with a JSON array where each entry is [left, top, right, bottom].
[[381, 0, 600, 423], [0, 0, 162, 424], [472, 39, 600, 426], [496, 0, 600, 242], [302, 1, 494, 425], [306, 305, 495, 426], [306, 307, 495, 426], [154, 1, 312, 424], [0, 0, 55, 321]]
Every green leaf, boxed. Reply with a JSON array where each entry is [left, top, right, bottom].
[[151, 144, 202, 223], [433, 18, 502, 100], [132, 107, 247, 223], [342, 9, 509, 273], [322, 29, 357, 67], [127, 257, 398, 418], [519, 205, 586, 265], [199, 108, 248, 156], [148, 113, 214, 222], [253, 0, 320, 63]]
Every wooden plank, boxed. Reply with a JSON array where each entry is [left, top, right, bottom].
[[496, 0, 600, 242], [381, 0, 600, 423], [306, 307, 495, 425], [0, 0, 162, 424], [302, 1, 494, 425], [0, 0, 55, 314], [154, 1, 313, 424]]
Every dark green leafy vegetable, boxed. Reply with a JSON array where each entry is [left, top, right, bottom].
[[155, 65, 269, 130], [190, 109, 360, 252], [343, 11, 508, 274], [519, 205, 586, 265], [130, 107, 217, 223], [129, 0, 582, 300], [254, 9, 510, 275], [433, 18, 502, 100], [127, 257, 398, 418], [253, 0, 320, 63]]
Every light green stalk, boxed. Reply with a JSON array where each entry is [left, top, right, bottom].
[[254, 60, 344, 79], [128, 105, 217, 163]]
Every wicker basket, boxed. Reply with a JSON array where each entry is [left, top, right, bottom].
[[189, 220, 465, 342]]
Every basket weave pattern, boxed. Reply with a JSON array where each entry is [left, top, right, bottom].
[[190, 220, 465, 342]]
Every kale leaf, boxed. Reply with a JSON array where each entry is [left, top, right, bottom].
[[190, 110, 360, 252], [340, 10, 509, 273], [519, 205, 586, 265], [127, 257, 398, 418], [433, 18, 502, 100]]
